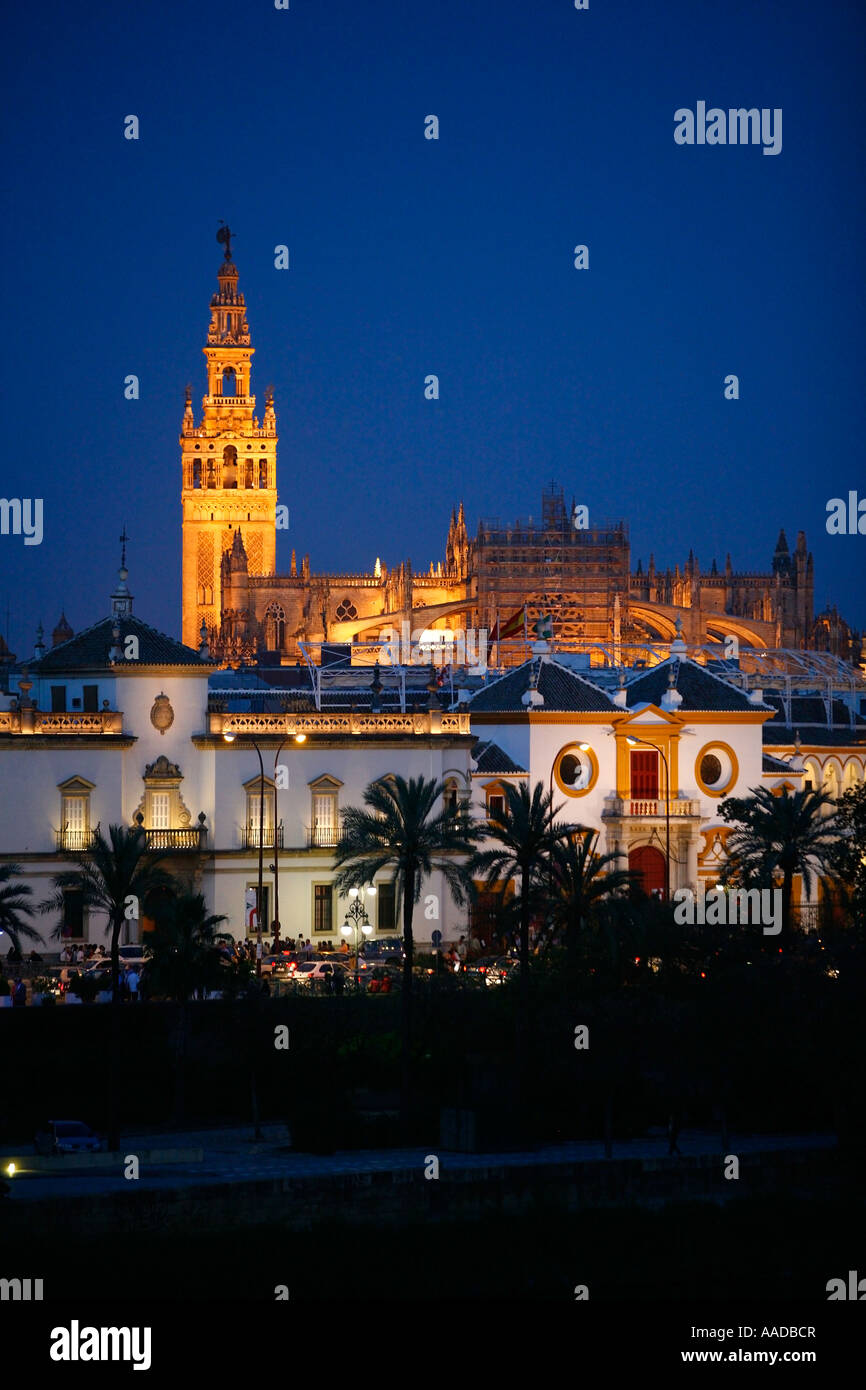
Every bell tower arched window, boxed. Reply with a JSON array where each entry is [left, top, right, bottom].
[[222, 367, 236, 398], [223, 446, 238, 489]]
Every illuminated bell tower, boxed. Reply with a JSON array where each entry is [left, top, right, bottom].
[[181, 227, 277, 650]]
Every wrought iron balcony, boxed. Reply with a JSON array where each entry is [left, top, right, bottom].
[[241, 823, 284, 850], [144, 827, 208, 852], [56, 826, 99, 852], [306, 824, 341, 849]]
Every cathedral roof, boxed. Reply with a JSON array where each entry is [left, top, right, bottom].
[[35, 615, 211, 671], [625, 658, 774, 713], [468, 658, 618, 713]]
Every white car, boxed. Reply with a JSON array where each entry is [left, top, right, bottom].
[[292, 961, 347, 988]]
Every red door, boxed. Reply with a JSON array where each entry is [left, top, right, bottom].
[[629, 846, 666, 897], [630, 749, 659, 800]]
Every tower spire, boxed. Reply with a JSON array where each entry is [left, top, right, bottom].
[[180, 231, 278, 650]]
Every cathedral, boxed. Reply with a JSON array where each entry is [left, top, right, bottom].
[[181, 237, 861, 672]]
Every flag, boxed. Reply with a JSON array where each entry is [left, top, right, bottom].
[[492, 607, 525, 642]]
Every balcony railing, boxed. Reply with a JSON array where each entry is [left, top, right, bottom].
[[307, 824, 340, 849], [212, 710, 472, 736], [0, 710, 123, 735], [242, 824, 284, 850], [144, 828, 208, 852], [603, 797, 702, 819], [56, 827, 99, 852]]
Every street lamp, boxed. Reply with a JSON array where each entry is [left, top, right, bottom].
[[271, 731, 307, 951], [342, 885, 376, 987], [224, 730, 264, 975], [626, 735, 671, 902]]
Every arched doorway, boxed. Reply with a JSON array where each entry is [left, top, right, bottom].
[[629, 845, 666, 897]]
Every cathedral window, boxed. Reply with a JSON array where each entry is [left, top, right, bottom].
[[222, 367, 236, 398], [245, 460, 254, 489], [265, 604, 286, 651], [335, 599, 359, 622], [206, 460, 216, 489], [193, 460, 202, 488], [259, 459, 268, 488]]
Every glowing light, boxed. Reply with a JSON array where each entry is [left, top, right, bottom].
[[6, 1163, 15, 1177], [294, 733, 306, 743]]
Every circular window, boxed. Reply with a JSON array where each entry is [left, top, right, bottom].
[[553, 743, 599, 797], [695, 742, 738, 797], [699, 754, 723, 787]]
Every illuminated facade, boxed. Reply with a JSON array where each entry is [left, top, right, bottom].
[[180, 242, 860, 673]]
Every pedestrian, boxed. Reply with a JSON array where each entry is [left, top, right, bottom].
[[127, 967, 140, 1002], [13, 977, 27, 1008], [333, 967, 344, 996], [457, 935, 468, 967], [74, 944, 84, 965], [119, 969, 131, 1004]]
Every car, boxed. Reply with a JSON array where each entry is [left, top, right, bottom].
[[358, 937, 405, 971], [465, 955, 502, 980], [34, 1120, 103, 1156], [260, 952, 299, 977], [485, 957, 520, 986], [365, 965, 401, 993], [291, 960, 348, 988]]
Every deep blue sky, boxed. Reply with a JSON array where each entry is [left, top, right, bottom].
[[2, 0, 864, 657]]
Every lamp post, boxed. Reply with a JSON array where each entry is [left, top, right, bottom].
[[223, 730, 264, 975], [341, 885, 376, 988], [271, 732, 306, 951], [626, 735, 671, 902]]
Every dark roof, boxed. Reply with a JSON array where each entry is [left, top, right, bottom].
[[626, 658, 773, 713], [763, 726, 866, 748], [762, 753, 797, 774], [763, 694, 863, 729], [468, 659, 617, 713], [471, 739, 527, 775], [35, 616, 210, 671]]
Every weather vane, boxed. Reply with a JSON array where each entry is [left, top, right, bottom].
[[217, 221, 234, 260], [119, 523, 129, 569]]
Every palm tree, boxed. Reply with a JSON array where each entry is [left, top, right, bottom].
[[144, 891, 231, 1125], [41, 824, 172, 1004], [0, 863, 41, 956], [471, 781, 580, 1001], [333, 774, 479, 1128], [143, 891, 231, 1003], [718, 786, 839, 939], [548, 829, 635, 967], [40, 824, 173, 1150]]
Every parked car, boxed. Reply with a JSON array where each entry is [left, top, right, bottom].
[[358, 937, 405, 971], [365, 965, 401, 993], [260, 952, 299, 977], [34, 1120, 103, 1156], [465, 955, 502, 980], [292, 961, 348, 988], [485, 957, 520, 986]]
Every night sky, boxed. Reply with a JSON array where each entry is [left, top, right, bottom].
[[3, 0, 864, 658]]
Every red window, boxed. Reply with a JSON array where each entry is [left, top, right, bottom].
[[630, 750, 659, 800]]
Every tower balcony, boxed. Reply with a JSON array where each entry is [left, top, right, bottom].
[[203, 395, 255, 409]]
